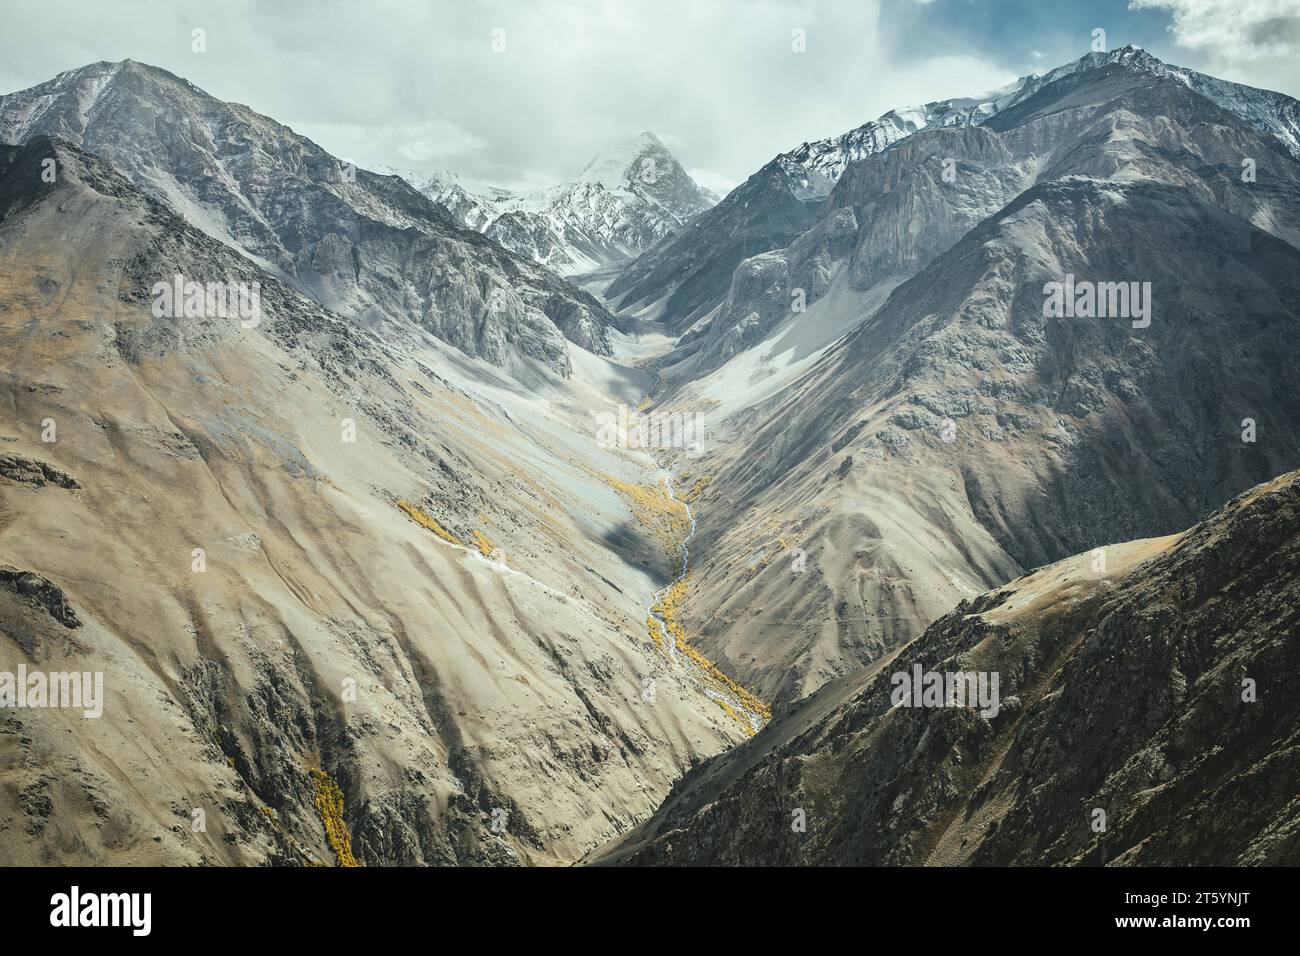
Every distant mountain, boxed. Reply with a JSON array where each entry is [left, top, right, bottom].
[[388, 132, 717, 275], [606, 45, 1300, 335], [596, 470, 1300, 866], [376, 167, 504, 231], [0, 60, 619, 375]]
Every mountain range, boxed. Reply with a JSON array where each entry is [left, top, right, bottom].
[[1, 42, 1298, 868], [606, 46, 1300, 337], [624, 44, 1300, 709]]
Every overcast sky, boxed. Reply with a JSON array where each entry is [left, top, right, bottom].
[[1, 0, 1297, 192]]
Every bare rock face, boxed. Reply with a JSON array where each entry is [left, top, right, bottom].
[[606, 158, 826, 335], [0, 453, 79, 489], [672, 125, 1026, 377], [0, 568, 81, 629], [597, 471, 1300, 866], [0, 60, 620, 375]]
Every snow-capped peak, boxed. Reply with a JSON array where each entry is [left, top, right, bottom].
[[370, 165, 504, 230], [395, 132, 717, 274], [577, 131, 667, 189], [989, 44, 1300, 159], [773, 44, 1300, 201]]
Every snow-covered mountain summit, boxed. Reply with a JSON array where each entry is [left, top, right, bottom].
[[778, 45, 1300, 201], [390, 131, 717, 275]]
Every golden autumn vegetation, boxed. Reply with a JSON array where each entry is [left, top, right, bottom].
[[397, 499, 461, 546], [652, 573, 771, 722], [681, 474, 713, 504], [645, 615, 663, 649], [472, 529, 496, 557], [603, 475, 692, 560], [713, 697, 755, 735], [310, 768, 360, 868], [597, 461, 769, 731]]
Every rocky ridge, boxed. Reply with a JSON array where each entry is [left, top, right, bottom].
[[0, 60, 620, 375]]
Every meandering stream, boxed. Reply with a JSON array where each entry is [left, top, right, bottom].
[[646, 471, 765, 734]]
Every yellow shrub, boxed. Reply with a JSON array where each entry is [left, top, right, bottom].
[[472, 529, 496, 557], [683, 475, 714, 503], [714, 698, 756, 736], [603, 476, 691, 560], [310, 768, 360, 867], [397, 499, 462, 546]]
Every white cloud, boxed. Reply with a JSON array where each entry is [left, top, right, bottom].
[[295, 120, 487, 168], [688, 168, 738, 196], [1131, 0, 1300, 59], [0, 0, 1016, 189], [1131, 0, 1300, 95]]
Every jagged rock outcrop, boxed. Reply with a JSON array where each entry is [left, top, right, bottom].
[[0, 568, 81, 629], [0, 453, 79, 489]]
